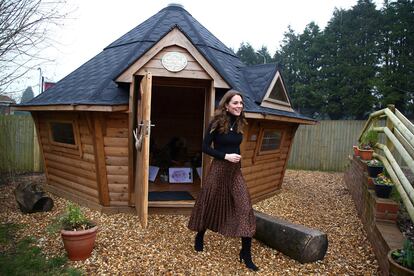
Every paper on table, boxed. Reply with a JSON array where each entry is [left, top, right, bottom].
[[149, 166, 159, 182], [169, 167, 193, 183]]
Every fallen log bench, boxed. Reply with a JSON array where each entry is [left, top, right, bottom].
[[254, 210, 328, 263]]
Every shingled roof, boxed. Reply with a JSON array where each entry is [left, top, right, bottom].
[[20, 4, 312, 121]]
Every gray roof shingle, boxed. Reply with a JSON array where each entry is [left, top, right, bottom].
[[21, 4, 313, 122]]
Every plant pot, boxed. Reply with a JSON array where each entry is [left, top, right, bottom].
[[61, 226, 98, 261], [388, 249, 414, 276], [367, 165, 383, 178], [374, 180, 393, 198], [359, 149, 374, 160], [353, 146, 360, 157]]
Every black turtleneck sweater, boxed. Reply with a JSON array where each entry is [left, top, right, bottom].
[[202, 115, 243, 160]]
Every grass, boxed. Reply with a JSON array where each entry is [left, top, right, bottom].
[[0, 223, 82, 276]]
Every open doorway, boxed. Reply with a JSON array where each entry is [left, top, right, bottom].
[[148, 78, 207, 202]]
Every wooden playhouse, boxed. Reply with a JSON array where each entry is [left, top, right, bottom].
[[16, 4, 315, 227]]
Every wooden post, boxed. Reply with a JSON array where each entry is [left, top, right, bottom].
[[33, 119, 40, 172], [201, 81, 214, 186], [386, 104, 395, 152], [92, 112, 110, 206]]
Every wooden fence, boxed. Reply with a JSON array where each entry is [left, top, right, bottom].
[[287, 120, 365, 171], [1, 116, 384, 173], [0, 115, 42, 173]]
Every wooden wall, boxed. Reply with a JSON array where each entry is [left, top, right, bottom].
[[36, 112, 100, 204], [36, 110, 297, 210], [103, 112, 129, 206], [241, 120, 297, 202]]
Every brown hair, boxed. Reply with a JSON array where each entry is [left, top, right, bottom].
[[210, 89, 248, 134]]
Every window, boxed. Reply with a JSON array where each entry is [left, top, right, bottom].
[[268, 78, 288, 103], [50, 122, 75, 145], [48, 119, 82, 156], [260, 129, 282, 152]]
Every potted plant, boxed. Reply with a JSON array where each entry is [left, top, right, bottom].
[[388, 239, 414, 275], [374, 172, 394, 198], [367, 159, 383, 178], [353, 145, 360, 157], [359, 130, 378, 160], [48, 203, 98, 261]]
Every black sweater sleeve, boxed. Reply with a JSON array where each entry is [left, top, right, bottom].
[[202, 124, 226, 160]]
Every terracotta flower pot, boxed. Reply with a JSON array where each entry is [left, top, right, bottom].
[[388, 249, 414, 276], [359, 149, 374, 160], [61, 225, 98, 261], [353, 146, 360, 157]]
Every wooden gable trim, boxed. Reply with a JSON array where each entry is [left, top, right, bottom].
[[260, 71, 293, 112], [116, 27, 230, 89], [244, 112, 316, 125], [14, 105, 128, 112]]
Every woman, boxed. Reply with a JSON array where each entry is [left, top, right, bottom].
[[188, 90, 258, 271]]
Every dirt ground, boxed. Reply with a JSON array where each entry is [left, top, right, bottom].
[[0, 170, 380, 275]]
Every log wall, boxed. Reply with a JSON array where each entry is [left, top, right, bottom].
[[36, 112, 99, 204], [103, 112, 129, 206], [241, 120, 297, 202]]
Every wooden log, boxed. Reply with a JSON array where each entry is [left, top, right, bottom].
[[106, 156, 129, 166], [106, 165, 128, 175], [254, 210, 328, 263], [104, 146, 128, 157], [47, 180, 100, 204], [47, 161, 96, 181], [44, 152, 95, 171], [14, 182, 54, 213], [47, 167, 97, 188], [48, 174, 98, 198]]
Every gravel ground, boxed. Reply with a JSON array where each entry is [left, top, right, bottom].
[[0, 170, 379, 275]]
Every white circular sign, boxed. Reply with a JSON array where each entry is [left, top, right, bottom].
[[161, 52, 188, 72]]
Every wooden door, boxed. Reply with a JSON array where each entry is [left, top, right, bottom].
[[134, 72, 152, 228]]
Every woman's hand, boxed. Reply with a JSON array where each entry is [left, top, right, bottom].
[[224, 153, 241, 163]]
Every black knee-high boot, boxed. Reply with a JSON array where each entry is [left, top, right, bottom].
[[194, 230, 206, 252], [239, 237, 259, 271]]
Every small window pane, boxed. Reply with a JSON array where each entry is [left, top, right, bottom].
[[269, 78, 288, 103], [260, 130, 282, 151], [50, 122, 75, 145]]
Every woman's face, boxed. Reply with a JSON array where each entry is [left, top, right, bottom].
[[225, 94, 243, 116]]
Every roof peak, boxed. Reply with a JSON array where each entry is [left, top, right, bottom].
[[166, 3, 185, 10]]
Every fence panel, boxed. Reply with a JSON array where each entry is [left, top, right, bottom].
[[0, 115, 42, 173], [288, 120, 365, 171]]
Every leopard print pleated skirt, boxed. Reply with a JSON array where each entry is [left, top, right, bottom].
[[188, 159, 256, 237]]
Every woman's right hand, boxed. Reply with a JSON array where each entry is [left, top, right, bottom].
[[224, 153, 241, 163]]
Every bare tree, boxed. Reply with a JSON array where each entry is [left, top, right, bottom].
[[0, 0, 68, 98]]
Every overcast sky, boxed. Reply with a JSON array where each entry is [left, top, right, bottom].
[[24, 0, 383, 96]]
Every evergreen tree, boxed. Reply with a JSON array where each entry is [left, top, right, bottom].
[[236, 42, 260, 65], [377, 0, 414, 117], [320, 0, 380, 119], [275, 24, 324, 118]]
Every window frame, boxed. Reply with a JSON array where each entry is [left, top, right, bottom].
[[256, 127, 285, 156], [47, 119, 82, 156]]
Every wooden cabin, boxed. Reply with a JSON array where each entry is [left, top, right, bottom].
[[16, 4, 315, 227]]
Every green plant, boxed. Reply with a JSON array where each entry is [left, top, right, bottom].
[[360, 130, 379, 149], [0, 223, 82, 275], [375, 172, 393, 186], [367, 159, 383, 167], [48, 203, 94, 232], [392, 239, 414, 270]]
